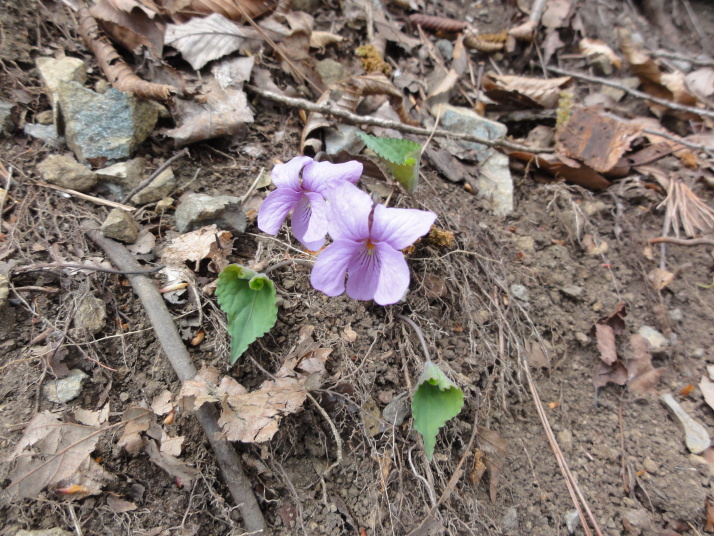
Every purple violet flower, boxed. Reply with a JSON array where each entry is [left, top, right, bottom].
[[311, 182, 437, 305], [257, 156, 363, 251]]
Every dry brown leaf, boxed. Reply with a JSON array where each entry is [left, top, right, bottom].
[[595, 324, 617, 365], [164, 13, 262, 71], [309, 30, 343, 49], [145, 439, 198, 488], [175, 0, 277, 22], [117, 406, 153, 455], [166, 78, 254, 145], [647, 267, 674, 290], [593, 360, 628, 389], [161, 225, 232, 273], [483, 74, 572, 109], [78, 6, 175, 101], [75, 404, 110, 427], [578, 38, 621, 69], [5, 412, 107, 501], [57, 457, 114, 498], [151, 390, 174, 416], [508, 150, 611, 190], [160, 430, 184, 457], [508, 19, 536, 41], [624, 334, 665, 395], [556, 108, 642, 173], [105, 0, 161, 18], [685, 68, 714, 100], [107, 494, 138, 513], [525, 340, 549, 368], [477, 426, 507, 503], [541, 0, 571, 28], [700, 376, 714, 412], [90, 0, 165, 56]]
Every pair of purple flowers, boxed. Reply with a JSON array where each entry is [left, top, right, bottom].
[[257, 156, 437, 305]]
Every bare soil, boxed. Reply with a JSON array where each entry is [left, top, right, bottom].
[[1, 0, 713, 535]]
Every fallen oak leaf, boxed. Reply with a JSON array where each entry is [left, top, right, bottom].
[[624, 334, 665, 395], [160, 225, 233, 273], [145, 439, 198, 488]]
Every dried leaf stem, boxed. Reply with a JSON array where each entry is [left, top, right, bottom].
[[12, 262, 164, 276], [648, 236, 714, 246], [247, 85, 550, 153], [77, 6, 175, 101], [546, 66, 714, 120], [86, 230, 267, 535], [396, 314, 432, 362], [35, 182, 136, 211]]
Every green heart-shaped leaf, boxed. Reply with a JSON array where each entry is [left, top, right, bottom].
[[412, 362, 464, 461], [358, 132, 422, 193], [216, 265, 278, 364]]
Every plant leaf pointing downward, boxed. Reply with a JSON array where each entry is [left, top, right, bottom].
[[216, 265, 278, 364], [412, 361, 464, 461], [358, 131, 422, 193]]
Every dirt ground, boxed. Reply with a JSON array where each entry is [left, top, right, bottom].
[[1, 0, 714, 535]]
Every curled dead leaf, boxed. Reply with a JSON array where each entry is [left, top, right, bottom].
[[578, 38, 621, 69], [483, 74, 572, 109]]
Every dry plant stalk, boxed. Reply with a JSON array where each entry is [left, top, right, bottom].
[[408, 14, 468, 32], [78, 6, 176, 101], [659, 177, 714, 238]]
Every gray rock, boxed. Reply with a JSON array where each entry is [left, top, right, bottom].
[[24, 123, 62, 144], [101, 208, 139, 243], [500, 506, 518, 534], [315, 59, 345, 87], [434, 39, 454, 61], [175, 193, 246, 234], [96, 157, 146, 195], [638, 326, 668, 352], [131, 168, 176, 204], [383, 392, 410, 427], [564, 510, 579, 534], [560, 285, 584, 300], [0, 100, 16, 135], [510, 284, 529, 302], [661, 393, 711, 454], [37, 154, 97, 192], [43, 369, 88, 403], [36, 56, 87, 95], [73, 294, 107, 335], [57, 82, 158, 164], [436, 104, 513, 216]]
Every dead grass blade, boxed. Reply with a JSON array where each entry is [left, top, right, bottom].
[[78, 6, 176, 101], [659, 177, 714, 238]]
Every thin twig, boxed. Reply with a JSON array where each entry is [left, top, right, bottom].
[[122, 148, 189, 204], [35, 182, 136, 211], [547, 66, 714, 120], [85, 230, 267, 535], [652, 49, 714, 67], [0, 165, 12, 216], [396, 314, 432, 362], [241, 167, 266, 205], [648, 236, 714, 246], [641, 128, 714, 154], [262, 258, 315, 275], [12, 262, 164, 275], [247, 85, 552, 153], [306, 392, 343, 477]]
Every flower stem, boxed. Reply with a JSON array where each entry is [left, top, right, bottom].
[[396, 314, 431, 362]]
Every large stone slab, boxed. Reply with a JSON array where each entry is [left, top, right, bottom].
[[57, 81, 158, 164]]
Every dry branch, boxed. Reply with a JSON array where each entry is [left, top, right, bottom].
[[78, 6, 176, 101], [547, 66, 714, 120], [247, 85, 552, 153], [86, 230, 267, 535], [648, 236, 714, 246]]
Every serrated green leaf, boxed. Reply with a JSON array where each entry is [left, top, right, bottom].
[[358, 132, 422, 193], [215, 265, 278, 365], [412, 362, 464, 461]]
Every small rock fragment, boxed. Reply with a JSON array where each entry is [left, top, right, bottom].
[[510, 284, 529, 302], [668, 308, 683, 323], [564, 510, 579, 534], [500, 506, 518, 534], [101, 208, 139, 243], [57, 82, 158, 164], [315, 59, 345, 87], [73, 294, 107, 335], [175, 193, 247, 234], [43, 369, 88, 403], [557, 429, 573, 452], [0, 100, 16, 136], [37, 154, 97, 192], [660, 393, 711, 454], [383, 392, 410, 427], [131, 168, 176, 204], [560, 285, 584, 300], [642, 456, 658, 474], [638, 326, 668, 352], [155, 197, 175, 214], [35, 110, 54, 125], [36, 56, 87, 94], [96, 157, 146, 195], [621, 508, 652, 534], [514, 235, 536, 254], [24, 123, 62, 144]]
